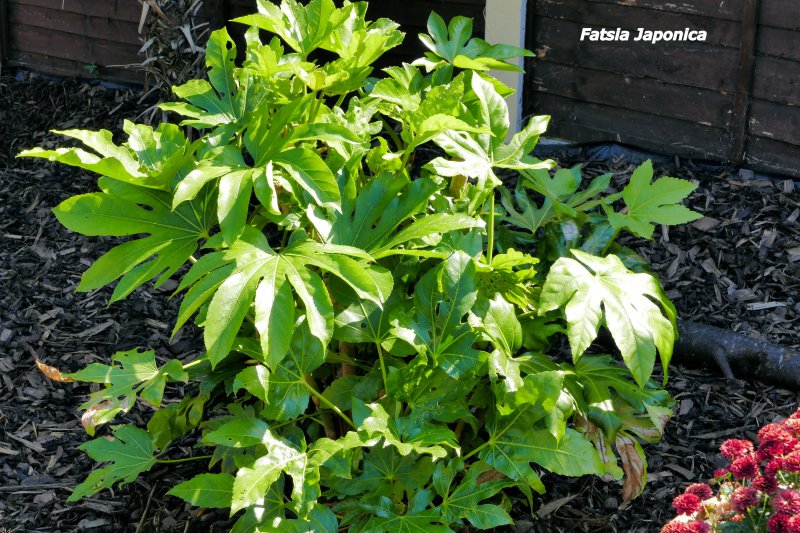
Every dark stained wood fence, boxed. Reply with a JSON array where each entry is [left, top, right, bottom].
[[3, 0, 143, 83], [525, 0, 800, 177]]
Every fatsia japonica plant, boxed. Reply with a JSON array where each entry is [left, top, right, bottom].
[[20, 0, 702, 530]]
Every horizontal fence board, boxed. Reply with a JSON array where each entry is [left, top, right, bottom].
[[10, 23, 140, 66], [758, 1, 800, 31], [748, 99, 800, 147], [532, 17, 739, 93], [745, 136, 800, 178], [752, 56, 800, 106], [535, 0, 740, 49], [11, 0, 142, 23], [584, 0, 744, 22], [756, 26, 800, 62], [531, 62, 733, 128], [8, 50, 142, 82], [9, 3, 140, 46], [532, 93, 732, 160]]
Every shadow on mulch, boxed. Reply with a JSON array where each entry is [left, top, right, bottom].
[[0, 73, 798, 532]]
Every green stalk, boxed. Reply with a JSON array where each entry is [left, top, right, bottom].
[[487, 193, 496, 263], [157, 455, 214, 464], [381, 117, 404, 152], [463, 439, 493, 461], [305, 379, 356, 429], [375, 342, 389, 396]]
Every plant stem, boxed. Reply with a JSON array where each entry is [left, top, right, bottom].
[[375, 342, 389, 396], [463, 439, 493, 461], [182, 358, 207, 371], [487, 193, 496, 263], [305, 378, 356, 429], [381, 117, 404, 152], [157, 455, 213, 464]]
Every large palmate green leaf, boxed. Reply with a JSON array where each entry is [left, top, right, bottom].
[[606, 160, 702, 239], [234, 0, 347, 59], [19, 122, 194, 191], [66, 349, 187, 435], [261, 322, 326, 421], [329, 171, 481, 257], [426, 75, 552, 201], [416, 12, 533, 72], [161, 28, 250, 128], [501, 166, 615, 237], [69, 425, 157, 502], [52, 176, 214, 303], [478, 408, 604, 490], [231, 429, 310, 514], [362, 494, 453, 533], [326, 4, 404, 68], [408, 252, 484, 378], [352, 400, 459, 459], [435, 461, 515, 529], [177, 227, 384, 367], [326, 444, 434, 498], [539, 250, 677, 387]]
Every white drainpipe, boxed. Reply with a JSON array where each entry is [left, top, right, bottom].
[[484, 0, 527, 137]]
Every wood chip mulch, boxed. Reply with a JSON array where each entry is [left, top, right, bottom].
[[1, 73, 798, 532]]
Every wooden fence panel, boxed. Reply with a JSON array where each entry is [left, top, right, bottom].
[[527, 0, 800, 177], [6, 0, 143, 82]]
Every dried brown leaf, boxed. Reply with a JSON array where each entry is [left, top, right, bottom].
[[616, 435, 645, 502], [34, 358, 74, 383]]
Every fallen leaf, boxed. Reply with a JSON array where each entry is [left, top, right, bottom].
[[34, 358, 73, 383]]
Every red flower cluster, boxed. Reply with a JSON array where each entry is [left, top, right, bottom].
[[729, 455, 759, 480], [673, 493, 702, 515], [663, 409, 800, 532], [662, 521, 711, 533], [731, 487, 759, 513]]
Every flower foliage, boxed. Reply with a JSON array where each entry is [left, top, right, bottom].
[[22, 0, 700, 529], [664, 409, 800, 533]]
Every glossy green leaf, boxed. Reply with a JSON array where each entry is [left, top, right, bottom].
[[231, 430, 308, 514], [409, 252, 484, 378], [607, 160, 702, 239], [417, 12, 532, 72], [539, 250, 677, 386], [66, 349, 188, 435], [52, 177, 213, 302], [168, 473, 234, 509], [69, 425, 156, 502], [180, 227, 381, 367]]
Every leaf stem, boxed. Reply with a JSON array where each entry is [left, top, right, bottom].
[[463, 439, 492, 461], [487, 193, 496, 263], [375, 342, 389, 396], [182, 358, 207, 371], [305, 378, 356, 429], [381, 117, 404, 152], [156, 455, 213, 464]]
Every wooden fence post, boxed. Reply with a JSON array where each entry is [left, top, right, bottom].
[[0, 0, 9, 68], [730, 0, 760, 165]]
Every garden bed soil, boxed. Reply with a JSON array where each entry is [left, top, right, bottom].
[[1, 73, 798, 533]]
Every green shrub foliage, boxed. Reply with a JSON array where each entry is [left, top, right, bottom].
[[20, 0, 702, 529]]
